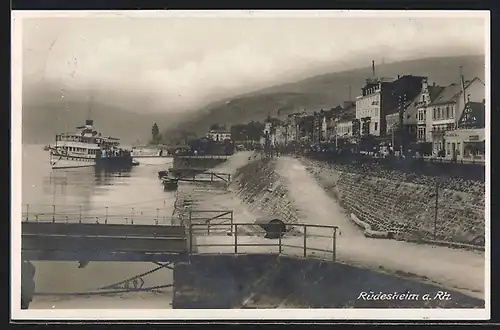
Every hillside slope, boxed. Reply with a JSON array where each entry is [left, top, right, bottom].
[[169, 55, 485, 137]]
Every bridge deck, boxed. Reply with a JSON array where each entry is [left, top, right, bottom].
[[22, 221, 189, 259]]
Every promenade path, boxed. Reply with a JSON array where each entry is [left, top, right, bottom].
[[274, 156, 485, 299]]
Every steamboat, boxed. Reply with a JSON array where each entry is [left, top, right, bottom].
[[48, 119, 134, 170]]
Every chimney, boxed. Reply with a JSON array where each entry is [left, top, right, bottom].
[[372, 60, 375, 77]]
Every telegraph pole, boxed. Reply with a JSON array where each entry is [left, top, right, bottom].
[[434, 178, 439, 242]]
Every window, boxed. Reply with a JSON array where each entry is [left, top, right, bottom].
[[450, 106, 454, 119], [446, 106, 450, 119], [374, 122, 378, 131], [447, 143, 451, 155], [433, 108, 437, 120], [418, 127, 426, 141], [456, 142, 461, 155]]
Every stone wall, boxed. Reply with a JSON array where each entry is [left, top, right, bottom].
[[231, 157, 300, 229], [172, 254, 484, 308], [173, 156, 228, 169], [302, 158, 485, 248]]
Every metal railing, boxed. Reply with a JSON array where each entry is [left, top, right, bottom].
[[21, 204, 174, 225], [188, 222, 339, 262], [188, 210, 234, 235]]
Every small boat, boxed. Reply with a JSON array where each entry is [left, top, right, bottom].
[[162, 178, 179, 191], [158, 170, 169, 179]]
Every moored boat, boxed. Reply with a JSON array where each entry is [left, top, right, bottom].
[[48, 119, 133, 170], [162, 178, 179, 191]]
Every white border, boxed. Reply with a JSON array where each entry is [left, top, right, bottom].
[[11, 10, 490, 321]]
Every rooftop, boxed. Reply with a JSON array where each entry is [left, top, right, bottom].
[[458, 101, 485, 129]]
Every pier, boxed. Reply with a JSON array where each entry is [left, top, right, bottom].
[[168, 170, 231, 184]]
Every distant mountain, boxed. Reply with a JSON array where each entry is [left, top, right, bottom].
[[20, 84, 182, 145], [167, 55, 485, 138]]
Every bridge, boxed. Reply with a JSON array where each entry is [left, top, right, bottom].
[[21, 204, 339, 262], [20, 204, 339, 308]]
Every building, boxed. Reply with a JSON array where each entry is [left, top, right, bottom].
[[355, 61, 397, 137], [335, 112, 356, 138], [384, 75, 428, 142], [207, 129, 231, 142], [286, 111, 308, 143], [444, 128, 485, 161], [426, 77, 485, 155], [442, 100, 485, 161], [261, 116, 286, 147], [416, 80, 445, 143]]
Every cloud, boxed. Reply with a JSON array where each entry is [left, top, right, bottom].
[[21, 14, 486, 114]]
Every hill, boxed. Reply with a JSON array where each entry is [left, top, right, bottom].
[[166, 55, 485, 138], [20, 84, 182, 145]]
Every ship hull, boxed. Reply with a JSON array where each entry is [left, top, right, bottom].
[[50, 153, 96, 169]]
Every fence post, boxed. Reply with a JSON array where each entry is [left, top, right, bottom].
[[131, 208, 135, 223], [25, 204, 29, 222], [156, 208, 159, 223], [105, 207, 108, 224], [79, 206, 82, 223], [234, 224, 238, 254], [52, 205, 55, 222], [207, 221, 210, 235], [230, 211, 234, 236], [333, 227, 337, 262], [303, 226, 307, 258], [434, 180, 439, 241], [35, 215, 39, 223], [278, 228, 282, 254], [189, 223, 193, 254]]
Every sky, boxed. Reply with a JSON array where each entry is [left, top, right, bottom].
[[19, 11, 487, 114]]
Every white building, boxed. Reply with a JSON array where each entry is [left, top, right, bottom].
[[426, 77, 485, 155], [207, 130, 231, 142], [356, 77, 394, 136]]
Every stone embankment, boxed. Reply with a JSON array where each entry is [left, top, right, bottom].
[[300, 158, 485, 250], [171, 152, 484, 307], [173, 254, 484, 308], [173, 152, 302, 236]]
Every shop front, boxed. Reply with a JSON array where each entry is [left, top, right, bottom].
[[444, 128, 485, 162]]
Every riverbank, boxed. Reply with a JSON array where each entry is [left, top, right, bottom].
[[175, 153, 484, 301]]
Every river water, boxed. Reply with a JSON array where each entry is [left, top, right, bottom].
[[20, 144, 177, 309]]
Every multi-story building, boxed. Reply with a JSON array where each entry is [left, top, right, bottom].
[[286, 111, 308, 143], [355, 77, 393, 137], [443, 100, 485, 161], [384, 75, 428, 141], [207, 129, 231, 142], [415, 80, 445, 143], [426, 77, 485, 155]]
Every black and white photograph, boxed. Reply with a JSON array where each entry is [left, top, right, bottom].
[[11, 10, 489, 320]]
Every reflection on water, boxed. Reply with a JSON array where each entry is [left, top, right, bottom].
[[22, 144, 176, 224]]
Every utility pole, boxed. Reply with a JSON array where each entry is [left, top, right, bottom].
[[434, 178, 439, 242]]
